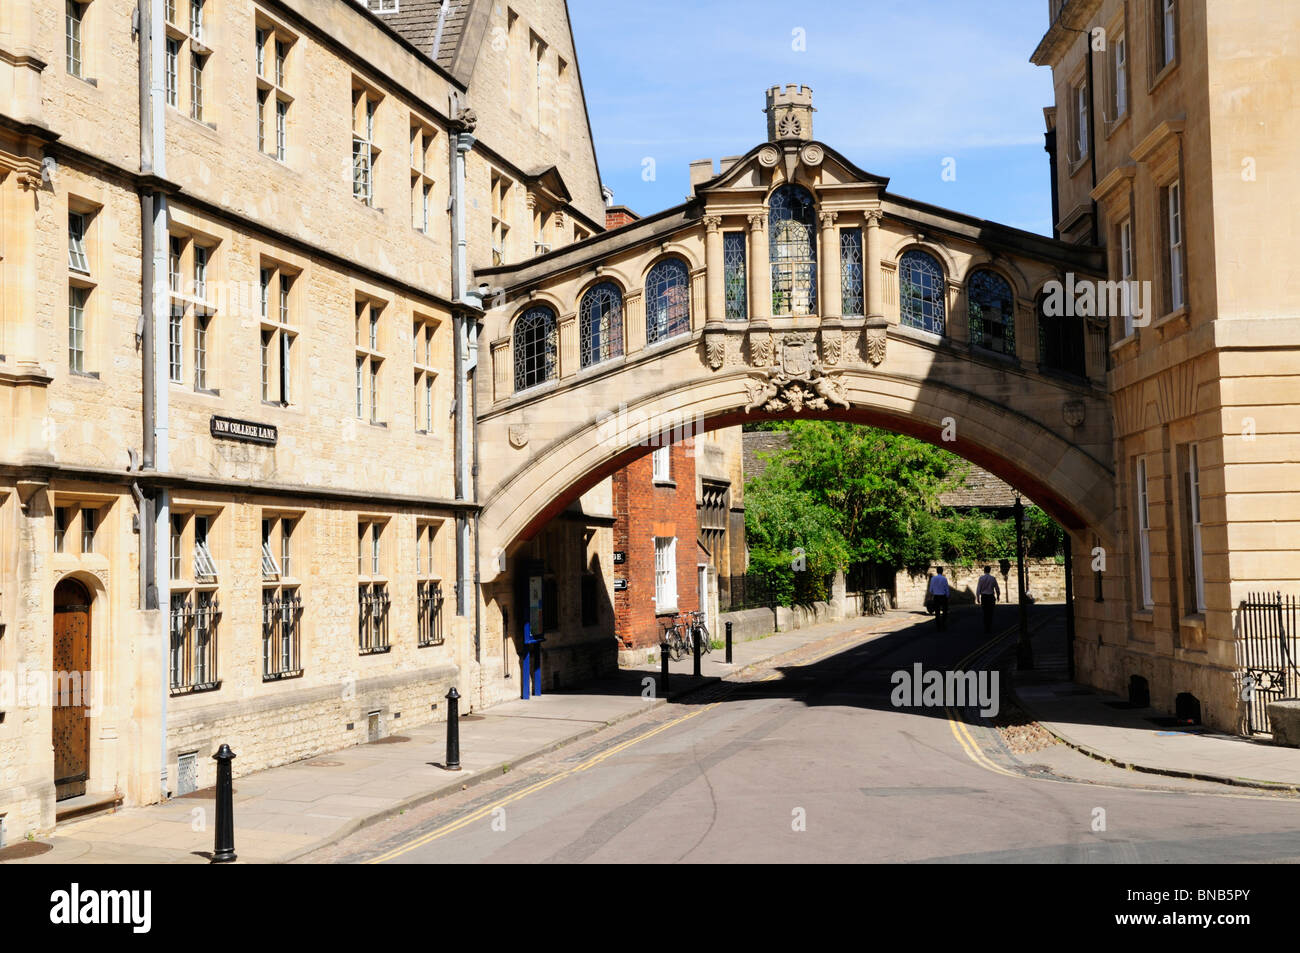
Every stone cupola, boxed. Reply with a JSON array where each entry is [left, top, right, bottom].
[[765, 85, 815, 143]]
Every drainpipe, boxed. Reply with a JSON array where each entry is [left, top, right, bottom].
[[1085, 34, 1099, 246], [140, 0, 171, 798], [449, 97, 481, 663]]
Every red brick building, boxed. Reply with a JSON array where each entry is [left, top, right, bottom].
[[612, 439, 703, 656]]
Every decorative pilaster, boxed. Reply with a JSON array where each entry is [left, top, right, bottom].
[[946, 278, 966, 344], [491, 338, 511, 400], [558, 313, 578, 377], [748, 214, 770, 322], [819, 210, 840, 319], [864, 210, 884, 320], [624, 290, 645, 354], [703, 215, 725, 324]]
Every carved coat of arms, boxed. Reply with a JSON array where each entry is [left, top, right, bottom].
[[744, 338, 850, 414]]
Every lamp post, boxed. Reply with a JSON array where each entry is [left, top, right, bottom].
[[1015, 495, 1033, 669]]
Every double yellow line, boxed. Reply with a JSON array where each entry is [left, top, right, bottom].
[[944, 625, 1022, 779], [365, 702, 719, 864], [367, 627, 881, 863]]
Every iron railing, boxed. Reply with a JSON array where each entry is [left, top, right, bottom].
[[262, 588, 302, 680], [1237, 592, 1299, 735], [169, 592, 220, 694], [722, 574, 776, 611], [418, 580, 444, 647]]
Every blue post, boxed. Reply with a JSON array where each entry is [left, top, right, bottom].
[[521, 622, 531, 700], [522, 622, 544, 699]]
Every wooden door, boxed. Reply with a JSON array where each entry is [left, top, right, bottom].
[[52, 579, 92, 801]]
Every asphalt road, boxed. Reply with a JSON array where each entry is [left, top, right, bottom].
[[308, 605, 1300, 864]]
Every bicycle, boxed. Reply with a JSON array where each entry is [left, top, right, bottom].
[[869, 589, 888, 616], [688, 611, 712, 656], [659, 617, 691, 662]]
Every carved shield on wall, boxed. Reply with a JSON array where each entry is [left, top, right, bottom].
[[780, 339, 814, 378]]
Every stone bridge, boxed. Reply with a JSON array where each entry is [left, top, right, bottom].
[[473, 87, 1114, 586]]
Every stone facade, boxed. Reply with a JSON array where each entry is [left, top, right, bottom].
[[0, 0, 609, 837], [1033, 0, 1300, 731]]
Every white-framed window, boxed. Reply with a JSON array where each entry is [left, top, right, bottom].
[[654, 536, 677, 611], [1136, 457, 1153, 609], [81, 507, 97, 553], [652, 445, 670, 482], [189, 0, 204, 43], [1188, 444, 1205, 613], [259, 263, 296, 405], [352, 86, 380, 207], [413, 316, 439, 434], [1113, 32, 1128, 118], [68, 212, 90, 273], [355, 297, 385, 422], [411, 119, 436, 235], [165, 38, 178, 107], [68, 287, 88, 373], [1072, 77, 1089, 160], [66, 1, 85, 77], [1119, 218, 1135, 338], [169, 309, 184, 382], [189, 52, 205, 121], [193, 515, 217, 580], [54, 507, 69, 553], [1166, 180, 1184, 311], [1160, 0, 1177, 69]]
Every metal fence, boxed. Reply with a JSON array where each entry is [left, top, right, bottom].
[[1238, 592, 1299, 735], [723, 574, 776, 611]]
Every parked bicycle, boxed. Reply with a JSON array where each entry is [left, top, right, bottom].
[[659, 616, 692, 662], [688, 611, 712, 656], [864, 589, 888, 616]]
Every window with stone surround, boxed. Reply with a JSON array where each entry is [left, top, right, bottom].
[[899, 249, 945, 336], [1135, 457, 1153, 609], [412, 315, 439, 433], [967, 269, 1015, 356], [355, 295, 386, 422], [259, 261, 297, 405], [352, 81, 382, 207], [358, 519, 391, 654], [513, 305, 557, 392], [67, 203, 100, 376], [66, 1, 87, 78], [168, 231, 220, 393], [256, 16, 296, 162], [645, 258, 691, 345], [724, 232, 748, 321], [769, 185, 818, 316], [491, 170, 514, 265], [170, 508, 223, 693], [417, 520, 444, 647], [654, 536, 678, 613], [165, 0, 211, 124], [1179, 443, 1205, 614], [1152, 0, 1178, 76], [410, 118, 437, 234], [1163, 179, 1185, 312], [840, 228, 864, 317], [579, 281, 623, 369]]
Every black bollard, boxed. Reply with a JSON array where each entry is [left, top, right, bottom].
[[211, 744, 237, 864], [660, 645, 670, 698], [725, 621, 733, 664], [692, 622, 702, 677], [445, 686, 462, 770]]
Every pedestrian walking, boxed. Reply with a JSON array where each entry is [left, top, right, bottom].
[[927, 567, 950, 631], [976, 565, 1001, 634]]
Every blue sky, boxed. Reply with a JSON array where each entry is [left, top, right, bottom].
[[568, 0, 1057, 235]]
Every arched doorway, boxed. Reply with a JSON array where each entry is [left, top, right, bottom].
[[52, 578, 92, 801]]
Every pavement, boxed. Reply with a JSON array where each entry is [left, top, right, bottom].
[[12, 601, 1300, 864], [1009, 609, 1300, 791], [1, 611, 906, 865]]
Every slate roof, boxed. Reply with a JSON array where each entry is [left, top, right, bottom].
[[367, 0, 474, 71]]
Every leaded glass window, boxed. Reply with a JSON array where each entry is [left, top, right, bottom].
[[645, 258, 691, 344], [579, 281, 623, 368], [899, 250, 946, 335], [1037, 290, 1087, 378], [967, 269, 1015, 355], [840, 228, 864, 316], [724, 232, 747, 321], [513, 306, 557, 391], [769, 185, 817, 315]]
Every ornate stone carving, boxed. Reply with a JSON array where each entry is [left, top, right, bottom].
[[864, 209, 884, 226], [747, 213, 766, 233], [703, 215, 723, 233], [863, 319, 888, 367], [744, 339, 850, 414], [821, 327, 843, 366], [1063, 399, 1086, 428], [508, 424, 529, 449], [800, 143, 825, 168], [818, 210, 838, 229], [757, 146, 781, 168], [748, 329, 775, 367], [704, 329, 726, 371], [449, 105, 478, 134]]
